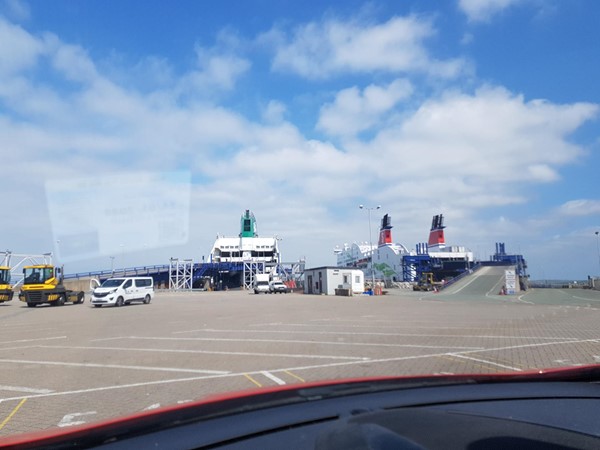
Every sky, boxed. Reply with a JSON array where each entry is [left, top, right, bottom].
[[0, 0, 599, 280]]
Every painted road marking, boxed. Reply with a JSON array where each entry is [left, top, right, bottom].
[[572, 295, 600, 303], [485, 276, 506, 298], [106, 336, 483, 351], [244, 374, 262, 388], [0, 336, 67, 345], [447, 268, 489, 294], [0, 399, 27, 431], [284, 370, 306, 383], [1, 337, 598, 404], [143, 403, 161, 411], [37, 344, 369, 361], [449, 354, 522, 372], [174, 329, 582, 341], [261, 371, 286, 385], [0, 359, 229, 375], [252, 322, 503, 330], [0, 385, 54, 394], [58, 411, 97, 428], [516, 294, 534, 304]]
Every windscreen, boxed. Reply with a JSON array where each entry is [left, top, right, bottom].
[[0, 0, 599, 443], [101, 279, 125, 288], [0, 269, 9, 285]]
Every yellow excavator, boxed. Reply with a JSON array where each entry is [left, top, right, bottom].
[[19, 264, 84, 307], [0, 265, 13, 303]]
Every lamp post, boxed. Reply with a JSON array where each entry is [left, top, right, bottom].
[[595, 231, 600, 276], [55, 240, 61, 264], [359, 204, 381, 293]]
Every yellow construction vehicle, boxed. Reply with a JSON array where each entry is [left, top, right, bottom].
[[413, 272, 443, 292], [18, 264, 84, 307], [0, 265, 13, 303]]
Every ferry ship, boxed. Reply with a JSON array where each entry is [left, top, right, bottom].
[[209, 210, 280, 264]]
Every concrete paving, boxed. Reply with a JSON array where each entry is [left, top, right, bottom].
[[0, 286, 599, 438]]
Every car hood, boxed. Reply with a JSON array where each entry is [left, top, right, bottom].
[[2, 365, 599, 448]]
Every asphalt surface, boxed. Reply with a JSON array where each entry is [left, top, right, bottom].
[[0, 283, 599, 438]]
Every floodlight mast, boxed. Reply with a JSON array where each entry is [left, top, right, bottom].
[[359, 204, 381, 293]]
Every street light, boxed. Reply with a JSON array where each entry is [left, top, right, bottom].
[[55, 240, 61, 263], [359, 204, 381, 294], [595, 231, 600, 277]]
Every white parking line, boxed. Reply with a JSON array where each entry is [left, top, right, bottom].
[[173, 328, 581, 341], [249, 323, 505, 331], [38, 345, 369, 361], [448, 355, 522, 372], [0, 337, 596, 404], [114, 336, 483, 350], [572, 295, 600, 302], [0, 359, 229, 375], [0, 336, 67, 345], [261, 371, 286, 385], [0, 385, 54, 394]]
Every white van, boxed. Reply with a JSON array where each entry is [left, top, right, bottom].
[[90, 277, 154, 308]]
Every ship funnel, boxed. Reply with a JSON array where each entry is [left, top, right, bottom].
[[427, 214, 446, 250], [240, 210, 258, 237], [378, 214, 393, 247]]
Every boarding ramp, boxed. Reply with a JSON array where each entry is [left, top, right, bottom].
[[441, 265, 517, 297]]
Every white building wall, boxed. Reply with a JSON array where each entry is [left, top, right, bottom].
[[304, 268, 364, 295]]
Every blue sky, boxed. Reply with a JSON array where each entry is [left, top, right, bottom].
[[0, 0, 599, 279]]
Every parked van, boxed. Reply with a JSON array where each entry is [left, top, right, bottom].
[[90, 277, 154, 307]]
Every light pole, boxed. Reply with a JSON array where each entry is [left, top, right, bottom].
[[55, 240, 61, 263], [359, 204, 380, 293], [595, 231, 600, 276]]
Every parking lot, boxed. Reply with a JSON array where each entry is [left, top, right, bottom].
[[1, 286, 600, 437]]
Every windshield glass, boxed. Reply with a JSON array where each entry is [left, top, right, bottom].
[[0, 0, 599, 442], [23, 267, 54, 284], [0, 269, 9, 285], [101, 279, 125, 288]]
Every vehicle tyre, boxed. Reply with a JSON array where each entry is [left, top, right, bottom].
[[94, 304, 102, 308], [75, 292, 84, 304], [27, 302, 36, 308], [143, 294, 151, 304], [116, 296, 124, 307], [57, 294, 66, 306]]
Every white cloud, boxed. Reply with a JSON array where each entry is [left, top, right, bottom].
[[558, 199, 600, 217], [344, 86, 597, 221], [0, 17, 44, 74], [266, 15, 467, 79], [185, 29, 251, 93], [458, 0, 527, 23], [317, 79, 413, 136], [262, 100, 287, 124]]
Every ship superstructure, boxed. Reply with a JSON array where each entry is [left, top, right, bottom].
[[336, 213, 473, 283], [210, 210, 280, 264]]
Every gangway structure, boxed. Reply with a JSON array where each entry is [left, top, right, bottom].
[[242, 261, 266, 290], [1, 251, 54, 288], [169, 258, 194, 290]]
